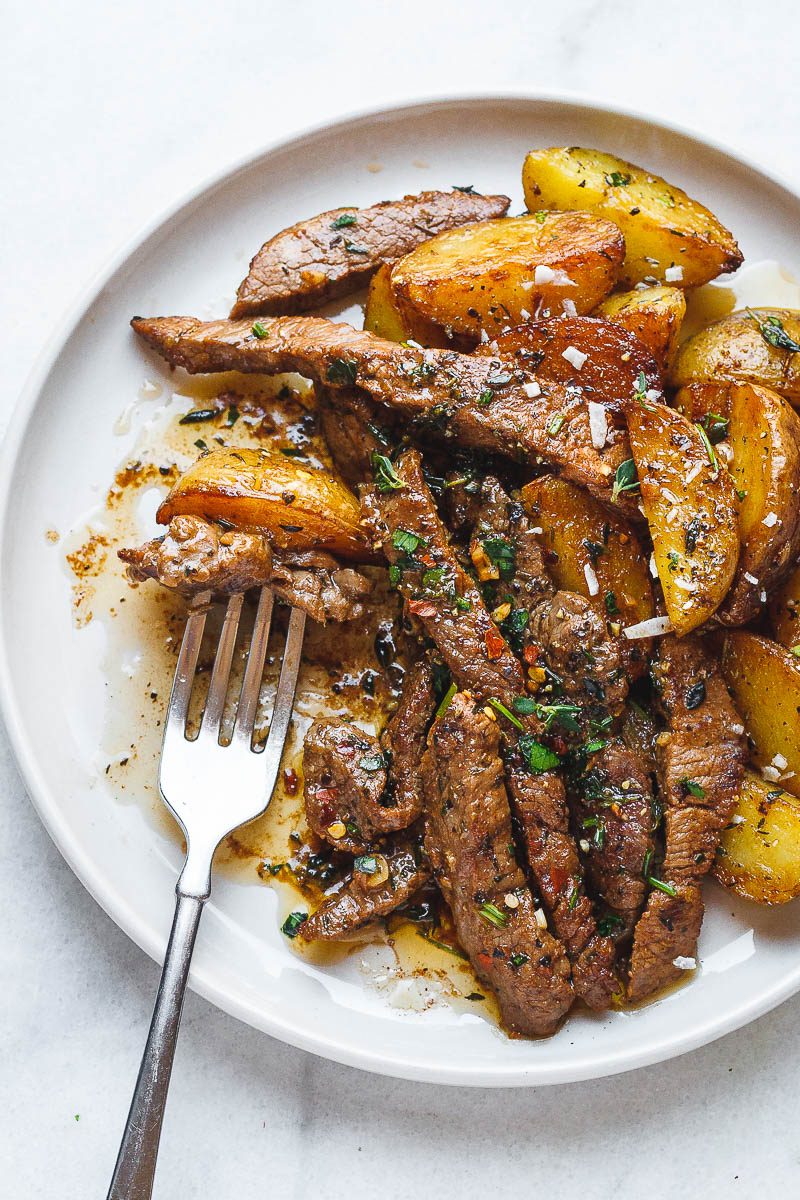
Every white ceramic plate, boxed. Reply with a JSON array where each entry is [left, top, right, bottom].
[[3, 95, 800, 1087]]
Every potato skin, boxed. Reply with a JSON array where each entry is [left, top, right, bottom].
[[523, 147, 742, 289], [595, 286, 686, 370], [626, 401, 739, 635], [390, 211, 624, 340], [363, 262, 453, 348], [770, 564, 800, 650], [714, 769, 800, 905], [521, 474, 654, 627], [157, 447, 373, 559], [721, 632, 800, 800], [670, 308, 800, 405]]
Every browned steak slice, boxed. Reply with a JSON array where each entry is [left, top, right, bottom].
[[361, 449, 525, 706], [317, 387, 389, 487], [571, 738, 657, 937], [300, 839, 431, 942], [131, 315, 626, 497], [231, 190, 511, 317], [380, 659, 436, 827], [303, 720, 389, 853], [422, 694, 573, 1036], [119, 515, 370, 623], [627, 634, 746, 1001]]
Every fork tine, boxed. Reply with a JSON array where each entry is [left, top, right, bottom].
[[233, 586, 275, 741], [165, 590, 212, 734], [200, 591, 245, 737], [253, 607, 306, 796]]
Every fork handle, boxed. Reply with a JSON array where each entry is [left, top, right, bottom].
[[107, 891, 204, 1200]]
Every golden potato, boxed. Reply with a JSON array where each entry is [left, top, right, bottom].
[[721, 631, 800, 799], [670, 308, 800, 404], [770, 564, 800, 650], [521, 474, 654, 627], [626, 400, 739, 634], [389, 212, 624, 339], [363, 263, 452, 348], [157, 447, 372, 559], [522, 147, 742, 289], [595, 286, 686, 370], [714, 769, 800, 905]]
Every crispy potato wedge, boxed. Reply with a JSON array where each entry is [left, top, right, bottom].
[[480, 316, 661, 417], [721, 632, 800, 799], [521, 475, 654, 626], [595, 286, 686, 370], [522, 147, 742, 289], [676, 381, 800, 623], [670, 308, 800, 404], [157, 447, 372, 559], [626, 401, 739, 634], [363, 263, 452, 348], [714, 769, 800, 905], [770, 564, 800, 650], [390, 212, 624, 340]]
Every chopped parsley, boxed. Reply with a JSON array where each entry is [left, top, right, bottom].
[[251, 321, 269, 339], [354, 854, 379, 874], [533, 701, 581, 733], [605, 171, 631, 187], [331, 212, 357, 228], [681, 777, 706, 798], [519, 735, 561, 774], [604, 590, 619, 616], [482, 535, 516, 580], [477, 388, 494, 406], [327, 357, 358, 386], [281, 911, 308, 939], [358, 754, 385, 773], [597, 913, 624, 936], [371, 452, 404, 493], [534, 210, 548, 224], [512, 696, 538, 715], [509, 951, 530, 968], [391, 528, 427, 554]]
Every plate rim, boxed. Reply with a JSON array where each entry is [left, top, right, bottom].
[[3, 89, 800, 1087]]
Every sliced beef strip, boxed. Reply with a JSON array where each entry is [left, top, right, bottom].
[[303, 658, 437, 852], [570, 738, 657, 937], [231, 190, 511, 318], [421, 694, 573, 1036], [506, 763, 619, 1010], [627, 634, 747, 1002], [119, 515, 371, 623], [131, 315, 627, 499], [300, 838, 431, 943], [361, 449, 525, 707], [317, 387, 391, 488]]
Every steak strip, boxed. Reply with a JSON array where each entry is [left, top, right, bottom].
[[627, 635, 747, 1002], [119, 514, 371, 623], [300, 838, 431, 942], [131, 315, 625, 497], [231, 190, 510, 317], [361, 449, 525, 707], [421, 694, 573, 1036]]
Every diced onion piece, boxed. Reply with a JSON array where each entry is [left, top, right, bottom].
[[583, 562, 600, 596], [763, 511, 779, 527], [587, 400, 608, 450], [623, 615, 674, 640], [533, 264, 556, 284]]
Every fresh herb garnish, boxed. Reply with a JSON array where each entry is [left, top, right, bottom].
[[327, 357, 358, 386], [478, 901, 510, 928], [251, 321, 269, 339], [604, 590, 619, 616], [534, 702, 581, 733], [391, 528, 427, 554], [695, 421, 719, 473], [354, 854, 378, 874], [746, 308, 800, 353], [487, 697, 524, 730], [509, 951, 530, 968], [519, 735, 561, 774], [358, 754, 385, 773], [685, 680, 706, 710], [512, 696, 538, 715], [681, 777, 706, 798], [477, 388, 494, 406], [371, 452, 404, 493], [597, 913, 624, 936], [667, 549, 680, 572], [699, 412, 730, 444], [611, 458, 639, 504], [179, 408, 217, 424], [632, 369, 648, 403], [648, 876, 677, 897], [500, 606, 529, 652], [547, 413, 566, 436], [331, 212, 357, 228], [281, 911, 308, 939], [452, 184, 476, 193], [481, 535, 516, 580], [605, 171, 631, 187], [435, 682, 457, 719]]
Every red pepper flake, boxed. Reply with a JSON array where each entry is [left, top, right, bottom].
[[419, 552, 437, 568], [485, 626, 506, 660], [476, 951, 494, 970], [283, 767, 299, 796], [523, 644, 543, 665], [408, 599, 437, 617], [549, 867, 569, 894]]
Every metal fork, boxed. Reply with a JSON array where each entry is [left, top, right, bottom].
[[107, 587, 306, 1200]]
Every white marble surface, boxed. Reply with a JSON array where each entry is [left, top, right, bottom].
[[3, 2, 800, 1195]]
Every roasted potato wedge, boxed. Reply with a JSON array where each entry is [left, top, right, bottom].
[[595, 286, 686, 370], [721, 632, 800, 799], [157, 447, 372, 559], [389, 212, 624, 340], [770, 564, 800, 650], [670, 308, 800, 404], [626, 400, 739, 634], [480, 316, 661, 416], [522, 147, 742, 289], [521, 474, 654, 626], [714, 769, 800, 905], [363, 263, 452, 348]]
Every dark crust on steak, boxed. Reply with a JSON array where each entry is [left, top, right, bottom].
[[118, 515, 370, 623], [380, 659, 437, 828], [627, 634, 746, 1002], [422, 695, 573, 1036], [231, 191, 511, 318], [131, 315, 628, 499], [300, 838, 430, 942], [361, 449, 525, 706]]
